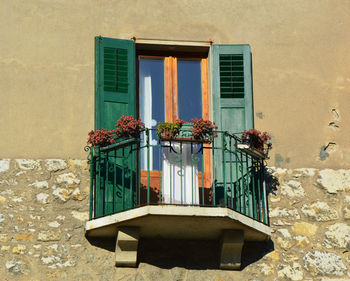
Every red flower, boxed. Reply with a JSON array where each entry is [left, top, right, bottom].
[[115, 115, 145, 138], [87, 128, 116, 147], [241, 129, 272, 152], [191, 118, 217, 141]]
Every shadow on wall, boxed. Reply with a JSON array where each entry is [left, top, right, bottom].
[[264, 167, 280, 196], [240, 239, 274, 270], [139, 238, 274, 270], [86, 236, 116, 253], [86, 237, 274, 270], [138, 239, 220, 269]]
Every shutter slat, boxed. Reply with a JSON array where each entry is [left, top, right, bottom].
[[219, 54, 244, 99], [103, 47, 129, 93]]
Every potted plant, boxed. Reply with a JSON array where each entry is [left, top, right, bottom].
[[241, 129, 272, 155], [87, 128, 116, 148], [157, 119, 185, 140], [115, 115, 145, 139], [191, 118, 217, 143]]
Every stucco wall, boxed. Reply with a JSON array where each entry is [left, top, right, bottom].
[[1, 0, 350, 168]]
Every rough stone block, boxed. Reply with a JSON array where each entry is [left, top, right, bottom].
[[303, 251, 347, 276], [45, 159, 67, 172], [115, 227, 139, 267], [301, 202, 338, 222], [277, 262, 303, 281], [292, 222, 318, 237], [219, 229, 244, 270], [281, 180, 305, 198], [317, 169, 350, 193], [16, 159, 41, 170], [0, 159, 10, 173], [324, 223, 350, 248]]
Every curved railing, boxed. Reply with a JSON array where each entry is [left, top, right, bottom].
[[87, 129, 269, 225]]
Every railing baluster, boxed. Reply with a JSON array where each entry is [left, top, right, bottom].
[[97, 148, 101, 217], [212, 138, 216, 206], [201, 144, 204, 205], [89, 149, 94, 220], [239, 151, 244, 214], [146, 129, 150, 205], [181, 142, 184, 205], [113, 150, 116, 213], [191, 143, 194, 206], [138, 142, 141, 206], [122, 148, 125, 211], [251, 158, 257, 220], [130, 145, 133, 210], [256, 159, 262, 222], [105, 151, 109, 215], [234, 140, 240, 212], [229, 137, 233, 209], [245, 153, 250, 217], [261, 160, 268, 225], [158, 141, 162, 203], [222, 133, 227, 207]]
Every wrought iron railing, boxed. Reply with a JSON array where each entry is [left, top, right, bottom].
[[87, 129, 269, 225]]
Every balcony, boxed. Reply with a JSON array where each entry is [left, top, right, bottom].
[[85, 129, 271, 269]]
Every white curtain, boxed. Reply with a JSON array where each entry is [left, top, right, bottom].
[[162, 142, 199, 205], [141, 76, 153, 170]]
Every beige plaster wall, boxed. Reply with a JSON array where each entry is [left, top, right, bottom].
[[1, 0, 350, 168]]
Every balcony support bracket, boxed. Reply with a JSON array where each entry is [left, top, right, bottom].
[[115, 226, 139, 267], [219, 229, 244, 270]]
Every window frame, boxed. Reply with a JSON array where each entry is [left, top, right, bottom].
[[136, 54, 209, 123], [136, 50, 211, 188]]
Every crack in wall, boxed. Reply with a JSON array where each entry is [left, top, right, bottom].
[[328, 122, 339, 130], [331, 109, 340, 120], [320, 142, 337, 161]]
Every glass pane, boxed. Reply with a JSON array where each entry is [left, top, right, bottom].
[[139, 58, 165, 171], [177, 59, 203, 171], [177, 60, 202, 122]]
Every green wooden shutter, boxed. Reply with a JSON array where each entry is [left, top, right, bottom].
[[95, 36, 136, 130], [94, 37, 137, 217], [211, 44, 254, 205], [212, 44, 253, 134]]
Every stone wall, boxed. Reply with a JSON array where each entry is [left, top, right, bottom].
[[0, 159, 349, 280]]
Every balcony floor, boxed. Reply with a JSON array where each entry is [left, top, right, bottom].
[[85, 205, 270, 241]]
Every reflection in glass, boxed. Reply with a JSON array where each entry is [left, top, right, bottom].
[[139, 58, 165, 171], [177, 60, 202, 122], [177, 59, 203, 171]]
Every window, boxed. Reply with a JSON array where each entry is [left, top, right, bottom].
[[95, 37, 253, 134], [139, 56, 205, 124], [94, 37, 254, 205], [138, 55, 209, 171]]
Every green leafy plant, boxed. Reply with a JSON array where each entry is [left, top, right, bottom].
[[157, 122, 181, 139], [157, 119, 187, 139]]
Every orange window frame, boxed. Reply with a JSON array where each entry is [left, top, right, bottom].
[[138, 55, 211, 195]]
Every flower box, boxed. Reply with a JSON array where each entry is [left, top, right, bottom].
[[159, 124, 212, 143], [237, 143, 267, 159], [160, 136, 211, 143]]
